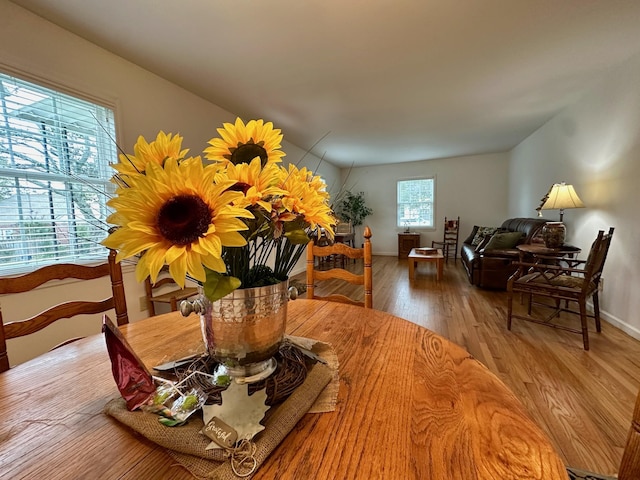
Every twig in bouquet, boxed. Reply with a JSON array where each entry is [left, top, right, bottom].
[[330, 162, 355, 208], [311, 151, 327, 177], [90, 111, 142, 176], [273, 237, 307, 280], [293, 131, 331, 167]]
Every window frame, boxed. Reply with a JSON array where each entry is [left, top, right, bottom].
[[396, 176, 436, 229], [0, 69, 119, 276]]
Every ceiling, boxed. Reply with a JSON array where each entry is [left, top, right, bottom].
[[10, 0, 640, 168]]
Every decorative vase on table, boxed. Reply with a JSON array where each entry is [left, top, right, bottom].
[[182, 281, 292, 383], [542, 221, 566, 249]]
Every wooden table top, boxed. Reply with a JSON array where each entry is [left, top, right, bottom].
[[408, 247, 444, 258], [0, 299, 567, 479], [516, 243, 581, 255]]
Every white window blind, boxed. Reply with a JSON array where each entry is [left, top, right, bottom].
[[0, 72, 116, 274], [397, 177, 435, 228]]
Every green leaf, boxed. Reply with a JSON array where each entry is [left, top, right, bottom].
[[158, 417, 186, 427], [204, 269, 241, 302], [284, 226, 310, 245]]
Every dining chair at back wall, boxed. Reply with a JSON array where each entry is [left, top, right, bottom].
[[432, 216, 460, 262]]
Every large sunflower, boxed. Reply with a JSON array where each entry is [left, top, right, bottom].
[[102, 157, 253, 287], [221, 157, 287, 211], [279, 164, 335, 236], [204, 118, 285, 167], [112, 131, 189, 181]]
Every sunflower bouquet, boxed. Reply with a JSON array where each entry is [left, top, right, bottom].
[[102, 118, 335, 302]]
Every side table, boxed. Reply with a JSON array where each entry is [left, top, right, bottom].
[[515, 243, 582, 273], [408, 248, 444, 281], [398, 233, 421, 259], [516, 243, 581, 261]]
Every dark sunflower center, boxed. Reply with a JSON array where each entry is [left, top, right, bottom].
[[228, 182, 251, 194], [228, 141, 268, 167], [157, 195, 212, 245]]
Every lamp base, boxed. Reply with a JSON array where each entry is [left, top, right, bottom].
[[542, 222, 566, 248]]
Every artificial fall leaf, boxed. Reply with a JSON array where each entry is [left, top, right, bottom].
[[202, 381, 269, 450]]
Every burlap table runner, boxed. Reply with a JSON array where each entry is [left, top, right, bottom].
[[104, 339, 338, 479]]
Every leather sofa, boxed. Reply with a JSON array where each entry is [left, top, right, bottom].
[[461, 217, 549, 290]]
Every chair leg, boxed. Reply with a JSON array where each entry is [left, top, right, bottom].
[[507, 291, 513, 330], [579, 301, 590, 350], [148, 299, 156, 316], [592, 292, 602, 332]]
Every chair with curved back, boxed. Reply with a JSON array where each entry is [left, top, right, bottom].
[[567, 386, 640, 479], [306, 226, 373, 308], [0, 249, 128, 372], [507, 227, 614, 350]]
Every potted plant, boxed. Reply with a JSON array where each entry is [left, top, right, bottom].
[[337, 191, 373, 244]]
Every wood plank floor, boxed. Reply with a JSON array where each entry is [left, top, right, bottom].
[[290, 255, 640, 475]]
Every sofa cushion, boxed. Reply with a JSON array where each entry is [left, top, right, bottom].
[[471, 226, 498, 246], [484, 231, 524, 250], [500, 217, 550, 243]]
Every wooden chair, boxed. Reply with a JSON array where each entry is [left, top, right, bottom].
[[0, 249, 128, 372], [567, 386, 640, 479], [506, 227, 614, 350], [306, 226, 373, 308], [144, 268, 198, 316], [332, 220, 355, 267], [432, 216, 460, 262]]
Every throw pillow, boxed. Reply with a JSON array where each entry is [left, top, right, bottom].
[[463, 225, 479, 245], [471, 226, 498, 246], [474, 235, 492, 252], [483, 231, 524, 250]]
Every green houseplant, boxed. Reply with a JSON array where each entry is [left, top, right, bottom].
[[337, 191, 372, 244]]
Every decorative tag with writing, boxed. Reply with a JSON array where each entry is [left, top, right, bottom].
[[203, 416, 238, 449]]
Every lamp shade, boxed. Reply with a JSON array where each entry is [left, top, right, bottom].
[[539, 183, 585, 211], [536, 182, 585, 221]]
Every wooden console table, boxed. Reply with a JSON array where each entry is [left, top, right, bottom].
[[398, 232, 420, 258]]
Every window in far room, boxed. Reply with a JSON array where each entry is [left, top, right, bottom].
[[0, 72, 116, 275], [396, 177, 434, 228]]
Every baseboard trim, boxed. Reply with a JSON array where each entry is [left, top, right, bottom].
[[600, 308, 640, 341]]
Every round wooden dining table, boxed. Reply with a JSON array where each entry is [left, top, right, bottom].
[[0, 299, 567, 479]]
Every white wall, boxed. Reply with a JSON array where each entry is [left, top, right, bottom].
[[508, 51, 640, 340], [0, 1, 339, 366], [340, 152, 510, 255]]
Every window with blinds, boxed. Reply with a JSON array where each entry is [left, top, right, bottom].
[[0, 72, 116, 274], [397, 177, 435, 228]]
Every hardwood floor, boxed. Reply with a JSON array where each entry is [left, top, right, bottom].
[[290, 255, 640, 475]]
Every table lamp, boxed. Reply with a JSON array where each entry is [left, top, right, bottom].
[[535, 182, 585, 248]]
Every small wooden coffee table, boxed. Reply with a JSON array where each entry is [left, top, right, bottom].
[[408, 248, 444, 281]]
